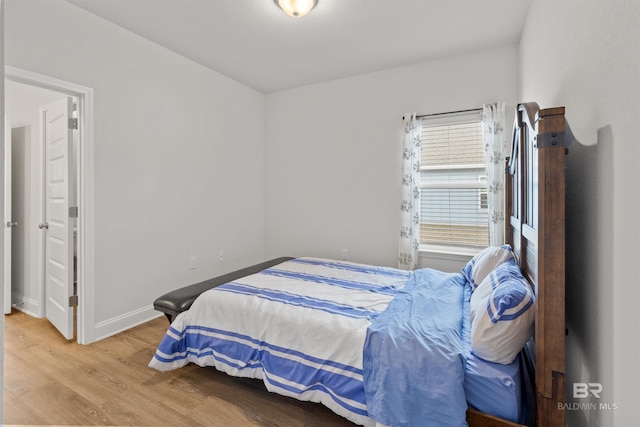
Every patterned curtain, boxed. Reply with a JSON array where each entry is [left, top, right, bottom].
[[482, 102, 507, 246], [398, 113, 421, 270]]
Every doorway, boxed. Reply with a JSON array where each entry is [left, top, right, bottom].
[[5, 81, 77, 339], [4, 66, 95, 344]]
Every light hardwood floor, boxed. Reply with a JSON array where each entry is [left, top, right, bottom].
[[3, 310, 355, 426]]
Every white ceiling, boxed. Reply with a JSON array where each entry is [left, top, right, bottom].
[[66, 0, 532, 93]]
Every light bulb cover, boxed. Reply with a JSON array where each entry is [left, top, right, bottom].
[[274, 0, 318, 18]]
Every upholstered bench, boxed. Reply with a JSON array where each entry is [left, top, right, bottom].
[[153, 257, 294, 323]]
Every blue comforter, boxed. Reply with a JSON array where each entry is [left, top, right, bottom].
[[363, 268, 468, 427]]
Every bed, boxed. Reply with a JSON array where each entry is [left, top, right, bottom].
[[150, 102, 569, 427]]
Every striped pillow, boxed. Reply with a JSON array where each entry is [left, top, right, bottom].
[[462, 245, 515, 292], [470, 258, 535, 364]]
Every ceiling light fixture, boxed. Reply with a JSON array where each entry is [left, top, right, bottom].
[[274, 0, 318, 18]]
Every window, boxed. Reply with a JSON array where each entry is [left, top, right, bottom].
[[419, 112, 489, 250]]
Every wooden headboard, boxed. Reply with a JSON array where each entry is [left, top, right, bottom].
[[506, 102, 570, 427], [467, 103, 569, 427]]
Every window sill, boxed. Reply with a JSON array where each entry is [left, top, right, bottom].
[[419, 244, 482, 259]]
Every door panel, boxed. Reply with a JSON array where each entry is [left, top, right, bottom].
[[42, 97, 74, 339]]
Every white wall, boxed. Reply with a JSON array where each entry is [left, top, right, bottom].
[[265, 45, 519, 270], [4, 0, 266, 340], [5, 81, 66, 316], [520, 1, 640, 426]]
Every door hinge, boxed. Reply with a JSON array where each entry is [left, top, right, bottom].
[[69, 295, 79, 307], [69, 118, 78, 130], [69, 207, 79, 218]]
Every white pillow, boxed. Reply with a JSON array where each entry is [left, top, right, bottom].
[[469, 258, 535, 364], [461, 245, 515, 292]]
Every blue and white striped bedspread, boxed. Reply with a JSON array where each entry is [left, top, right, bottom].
[[149, 257, 410, 426]]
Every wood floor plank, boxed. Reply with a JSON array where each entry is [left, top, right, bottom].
[[4, 344, 54, 396], [3, 310, 356, 426], [3, 388, 50, 425], [190, 395, 267, 427], [17, 380, 114, 426]]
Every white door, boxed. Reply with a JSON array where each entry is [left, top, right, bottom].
[[4, 115, 13, 314], [41, 98, 75, 339]]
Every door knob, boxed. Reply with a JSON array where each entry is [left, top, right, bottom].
[[5, 221, 17, 228], [38, 222, 49, 230]]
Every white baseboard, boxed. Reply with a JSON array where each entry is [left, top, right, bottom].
[[92, 305, 163, 343], [11, 292, 42, 318]]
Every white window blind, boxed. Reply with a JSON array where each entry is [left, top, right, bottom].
[[420, 113, 489, 248]]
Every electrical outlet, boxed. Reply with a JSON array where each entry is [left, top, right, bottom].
[[190, 256, 197, 269], [218, 251, 224, 262], [341, 249, 348, 260]]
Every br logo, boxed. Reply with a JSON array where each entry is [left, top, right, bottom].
[[573, 383, 602, 399]]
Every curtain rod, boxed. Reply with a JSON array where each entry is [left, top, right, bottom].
[[405, 107, 483, 120]]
